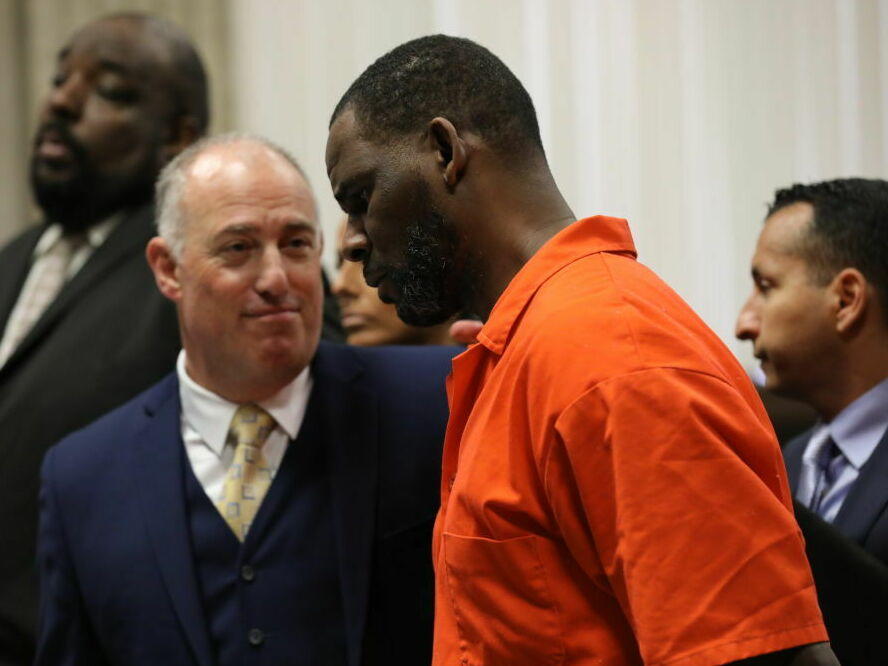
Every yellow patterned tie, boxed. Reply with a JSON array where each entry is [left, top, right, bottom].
[[216, 404, 277, 541]]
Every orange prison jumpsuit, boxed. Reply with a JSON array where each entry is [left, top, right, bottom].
[[432, 217, 827, 665]]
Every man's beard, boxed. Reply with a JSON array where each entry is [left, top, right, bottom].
[[386, 202, 478, 327], [30, 120, 157, 232]]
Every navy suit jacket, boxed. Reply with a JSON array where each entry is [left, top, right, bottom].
[[784, 428, 888, 665], [35, 342, 457, 666]]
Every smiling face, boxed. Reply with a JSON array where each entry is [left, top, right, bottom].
[[735, 202, 840, 401], [31, 16, 179, 229], [326, 108, 469, 326], [151, 142, 322, 401]]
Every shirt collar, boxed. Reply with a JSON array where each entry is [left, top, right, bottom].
[[476, 216, 637, 355], [176, 350, 313, 456], [825, 377, 888, 470], [33, 214, 121, 257]]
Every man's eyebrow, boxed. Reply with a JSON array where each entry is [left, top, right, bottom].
[[282, 220, 319, 234], [333, 170, 373, 205], [54, 51, 135, 77], [333, 180, 358, 205], [210, 224, 252, 243], [213, 220, 318, 239], [97, 59, 134, 76]]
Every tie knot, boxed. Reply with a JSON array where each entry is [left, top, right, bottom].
[[51, 231, 86, 258], [228, 404, 276, 450], [814, 436, 842, 470]]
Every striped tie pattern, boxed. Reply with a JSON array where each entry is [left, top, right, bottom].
[[216, 404, 277, 541], [0, 232, 84, 366]]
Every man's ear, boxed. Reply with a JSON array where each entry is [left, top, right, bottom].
[[428, 117, 469, 189], [161, 114, 201, 165], [831, 268, 868, 334], [146, 236, 182, 302]]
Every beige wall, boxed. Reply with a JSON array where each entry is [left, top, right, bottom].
[[227, 0, 888, 366], [3, 0, 888, 368], [0, 0, 232, 245]]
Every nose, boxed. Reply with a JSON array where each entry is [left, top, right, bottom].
[[331, 260, 359, 301], [254, 247, 288, 300], [330, 262, 353, 300], [341, 217, 370, 263], [735, 294, 760, 341], [46, 72, 87, 121]]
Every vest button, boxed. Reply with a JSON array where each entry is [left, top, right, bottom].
[[248, 628, 265, 646], [241, 564, 255, 582]]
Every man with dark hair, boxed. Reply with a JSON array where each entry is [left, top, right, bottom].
[[0, 14, 208, 665], [736, 179, 888, 554], [327, 35, 836, 665], [736, 178, 888, 664]]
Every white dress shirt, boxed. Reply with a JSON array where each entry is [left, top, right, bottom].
[[176, 351, 313, 502]]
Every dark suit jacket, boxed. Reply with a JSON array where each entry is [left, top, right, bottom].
[[35, 342, 456, 666], [784, 429, 888, 665], [785, 427, 888, 564], [0, 205, 181, 665]]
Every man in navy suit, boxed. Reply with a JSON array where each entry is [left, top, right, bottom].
[[736, 178, 888, 665], [35, 134, 454, 666]]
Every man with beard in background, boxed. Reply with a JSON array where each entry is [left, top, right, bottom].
[[0, 14, 208, 664]]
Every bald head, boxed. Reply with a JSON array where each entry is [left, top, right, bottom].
[[147, 133, 322, 401], [156, 133, 316, 258]]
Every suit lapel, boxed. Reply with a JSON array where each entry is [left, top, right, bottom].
[[133, 376, 214, 666], [0, 226, 41, 329], [2, 205, 155, 369], [833, 428, 888, 545], [314, 343, 378, 666], [783, 432, 808, 494]]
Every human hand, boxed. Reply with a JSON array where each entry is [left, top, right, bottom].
[[449, 319, 484, 345]]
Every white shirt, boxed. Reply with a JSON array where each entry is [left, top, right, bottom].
[[176, 350, 313, 502]]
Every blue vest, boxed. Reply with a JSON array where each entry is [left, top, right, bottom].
[[184, 402, 348, 665]]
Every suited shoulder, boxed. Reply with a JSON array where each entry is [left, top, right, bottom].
[[351, 344, 458, 384], [314, 341, 456, 389], [0, 225, 42, 256], [0, 226, 43, 281], [42, 373, 178, 485], [783, 428, 814, 461]]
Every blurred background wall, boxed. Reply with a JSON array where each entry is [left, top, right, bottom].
[[2, 0, 887, 369]]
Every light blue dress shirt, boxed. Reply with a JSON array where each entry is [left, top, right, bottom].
[[801, 377, 888, 523]]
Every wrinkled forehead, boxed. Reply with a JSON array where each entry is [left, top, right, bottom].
[[61, 18, 175, 82], [326, 110, 366, 178], [184, 145, 319, 227], [326, 109, 412, 196]]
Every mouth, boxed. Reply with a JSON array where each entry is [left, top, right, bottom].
[[340, 312, 369, 331], [243, 307, 299, 322], [34, 127, 75, 166]]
